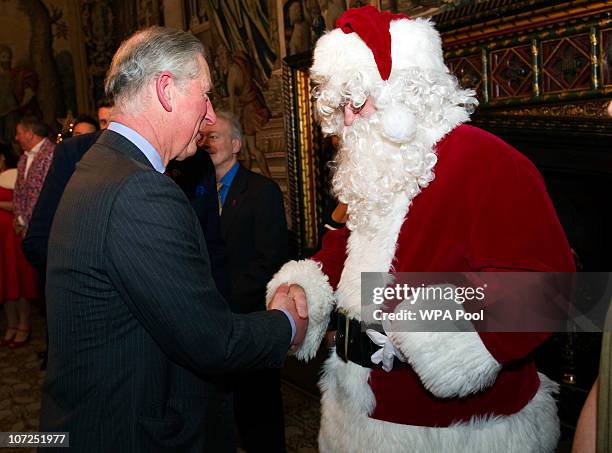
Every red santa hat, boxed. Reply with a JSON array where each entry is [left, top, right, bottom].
[[311, 6, 448, 87]]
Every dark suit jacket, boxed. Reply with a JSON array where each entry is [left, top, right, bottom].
[[217, 165, 288, 314], [40, 130, 291, 453], [187, 150, 230, 299], [23, 135, 227, 297], [166, 148, 214, 199]]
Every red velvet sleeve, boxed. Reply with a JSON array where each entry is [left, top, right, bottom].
[[466, 138, 575, 364], [466, 145, 574, 273], [310, 227, 350, 290]]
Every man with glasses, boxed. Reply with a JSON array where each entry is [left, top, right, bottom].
[[267, 6, 574, 453]]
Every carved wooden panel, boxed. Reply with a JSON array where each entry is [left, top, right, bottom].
[[490, 45, 534, 99], [438, 0, 611, 108], [541, 34, 591, 93], [446, 54, 485, 100]]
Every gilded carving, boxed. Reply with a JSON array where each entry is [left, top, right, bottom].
[[488, 100, 611, 118]]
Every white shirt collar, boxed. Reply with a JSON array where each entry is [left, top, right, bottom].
[[25, 138, 45, 157]]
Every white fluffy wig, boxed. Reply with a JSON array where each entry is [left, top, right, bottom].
[[311, 17, 478, 234]]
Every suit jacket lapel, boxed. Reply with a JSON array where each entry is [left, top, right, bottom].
[[95, 129, 156, 170], [220, 164, 248, 237]]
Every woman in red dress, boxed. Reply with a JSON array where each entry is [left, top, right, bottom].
[[0, 143, 37, 347]]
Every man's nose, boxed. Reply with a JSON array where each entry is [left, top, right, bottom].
[[204, 100, 217, 126], [343, 104, 357, 127]]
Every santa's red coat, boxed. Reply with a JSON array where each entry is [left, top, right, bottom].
[[315, 125, 574, 424], [268, 125, 574, 451]]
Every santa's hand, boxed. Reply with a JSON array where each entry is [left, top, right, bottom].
[[266, 260, 335, 361], [366, 328, 406, 372]]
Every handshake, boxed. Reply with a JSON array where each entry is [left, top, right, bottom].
[[268, 284, 309, 348]]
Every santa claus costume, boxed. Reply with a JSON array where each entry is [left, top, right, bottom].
[[267, 6, 575, 453]]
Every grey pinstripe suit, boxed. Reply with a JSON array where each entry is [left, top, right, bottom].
[[40, 130, 291, 452]]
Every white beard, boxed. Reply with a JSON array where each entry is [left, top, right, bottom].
[[332, 109, 438, 235]]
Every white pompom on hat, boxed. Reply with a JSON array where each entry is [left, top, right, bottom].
[[380, 104, 417, 143]]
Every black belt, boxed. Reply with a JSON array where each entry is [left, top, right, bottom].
[[335, 311, 406, 370]]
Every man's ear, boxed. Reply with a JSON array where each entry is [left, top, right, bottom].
[[156, 71, 174, 112], [231, 138, 241, 155]]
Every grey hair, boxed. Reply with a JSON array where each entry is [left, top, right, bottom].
[[215, 111, 243, 144], [104, 26, 205, 111], [17, 116, 50, 139]]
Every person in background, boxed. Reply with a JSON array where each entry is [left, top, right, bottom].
[[96, 97, 112, 130], [0, 142, 17, 210], [201, 110, 289, 452], [72, 114, 99, 136], [8, 117, 54, 347], [166, 142, 230, 298], [13, 117, 55, 237], [0, 142, 37, 347]]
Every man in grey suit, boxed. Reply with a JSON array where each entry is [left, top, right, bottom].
[[40, 27, 307, 453]]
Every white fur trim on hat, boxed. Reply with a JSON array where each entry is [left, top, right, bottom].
[[266, 260, 335, 361], [311, 17, 448, 87]]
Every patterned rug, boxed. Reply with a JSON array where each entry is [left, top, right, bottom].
[[0, 303, 320, 453]]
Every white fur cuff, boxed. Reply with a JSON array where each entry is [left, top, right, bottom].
[[389, 331, 502, 398], [266, 260, 335, 361]]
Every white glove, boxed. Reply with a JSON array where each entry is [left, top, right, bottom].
[[366, 328, 406, 372]]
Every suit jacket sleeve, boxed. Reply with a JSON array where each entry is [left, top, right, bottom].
[[233, 181, 288, 312], [106, 170, 291, 374]]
